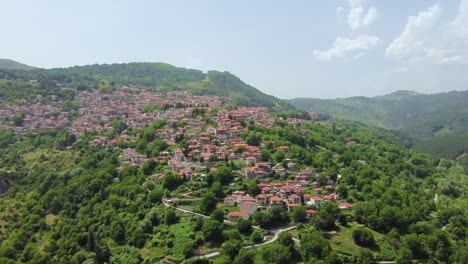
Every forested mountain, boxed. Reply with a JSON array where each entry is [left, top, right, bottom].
[[0, 117, 467, 263], [0, 62, 284, 107], [0, 59, 36, 70], [290, 90, 468, 159], [0, 61, 466, 264]]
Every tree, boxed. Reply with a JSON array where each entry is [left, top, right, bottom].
[[164, 208, 179, 225], [233, 248, 255, 264], [291, 206, 307, 223], [259, 149, 271, 162], [251, 230, 263, 243], [221, 239, 242, 260], [212, 166, 234, 185], [162, 172, 182, 190], [199, 192, 217, 214], [202, 220, 224, 243], [300, 230, 331, 261], [272, 150, 286, 163], [396, 246, 413, 264], [110, 118, 128, 134], [246, 133, 262, 146], [277, 232, 294, 251], [352, 228, 375, 247], [210, 208, 225, 223], [237, 218, 252, 234], [260, 244, 291, 264], [357, 248, 374, 264], [211, 181, 224, 198]]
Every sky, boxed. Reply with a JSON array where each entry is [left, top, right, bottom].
[[1, 0, 467, 99]]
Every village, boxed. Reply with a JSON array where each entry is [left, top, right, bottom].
[[0, 85, 352, 224], [73, 87, 352, 225]]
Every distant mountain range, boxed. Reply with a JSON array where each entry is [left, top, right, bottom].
[[0, 59, 36, 70], [290, 90, 468, 159]]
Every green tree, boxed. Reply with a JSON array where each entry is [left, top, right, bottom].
[[300, 230, 331, 261], [221, 239, 242, 260], [210, 208, 225, 223], [198, 192, 217, 214], [202, 220, 224, 243], [237, 218, 252, 234], [260, 244, 291, 264], [233, 249, 255, 264], [352, 228, 375, 247]]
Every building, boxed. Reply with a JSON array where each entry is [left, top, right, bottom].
[[240, 201, 257, 215], [227, 212, 250, 222], [224, 196, 236, 206]]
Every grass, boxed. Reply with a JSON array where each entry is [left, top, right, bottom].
[[45, 214, 59, 226], [168, 219, 196, 259], [327, 222, 384, 257], [23, 149, 78, 172]]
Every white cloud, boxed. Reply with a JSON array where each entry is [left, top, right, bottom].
[[363, 7, 378, 26], [313, 35, 381, 61], [344, 0, 378, 30], [348, 6, 364, 30], [313, 0, 380, 61], [386, 0, 468, 65]]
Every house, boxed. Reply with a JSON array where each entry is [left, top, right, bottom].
[[306, 196, 324, 207], [324, 193, 339, 201], [289, 194, 301, 204], [314, 188, 323, 194], [269, 196, 284, 207], [240, 201, 257, 215], [256, 194, 268, 206], [339, 202, 353, 210], [261, 186, 272, 194], [224, 196, 236, 206], [227, 212, 250, 222], [305, 209, 317, 219]]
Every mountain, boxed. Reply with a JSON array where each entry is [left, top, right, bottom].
[[0, 61, 467, 263], [290, 90, 468, 159], [0, 62, 286, 107], [0, 59, 36, 70]]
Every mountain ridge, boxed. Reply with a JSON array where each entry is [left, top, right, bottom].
[[290, 90, 468, 159], [0, 59, 36, 70]]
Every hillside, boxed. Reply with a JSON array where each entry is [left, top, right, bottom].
[[0, 62, 284, 107], [0, 59, 36, 70], [290, 90, 468, 158], [0, 112, 466, 263]]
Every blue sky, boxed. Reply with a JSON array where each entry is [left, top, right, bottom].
[[1, 0, 467, 99]]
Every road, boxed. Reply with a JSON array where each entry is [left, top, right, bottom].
[[162, 196, 297, 259]]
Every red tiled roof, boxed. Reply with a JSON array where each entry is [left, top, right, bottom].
[[339, 202, 353, 208], [228, 212, 250, 217], [270, 196, 284, 202]]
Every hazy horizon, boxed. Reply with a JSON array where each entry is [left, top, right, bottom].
[[2, 0, 468, 99]]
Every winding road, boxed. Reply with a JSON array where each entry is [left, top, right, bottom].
[[162, 196, 298, 259]]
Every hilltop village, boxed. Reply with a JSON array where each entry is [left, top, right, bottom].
[[0, 86, 351, 220]]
